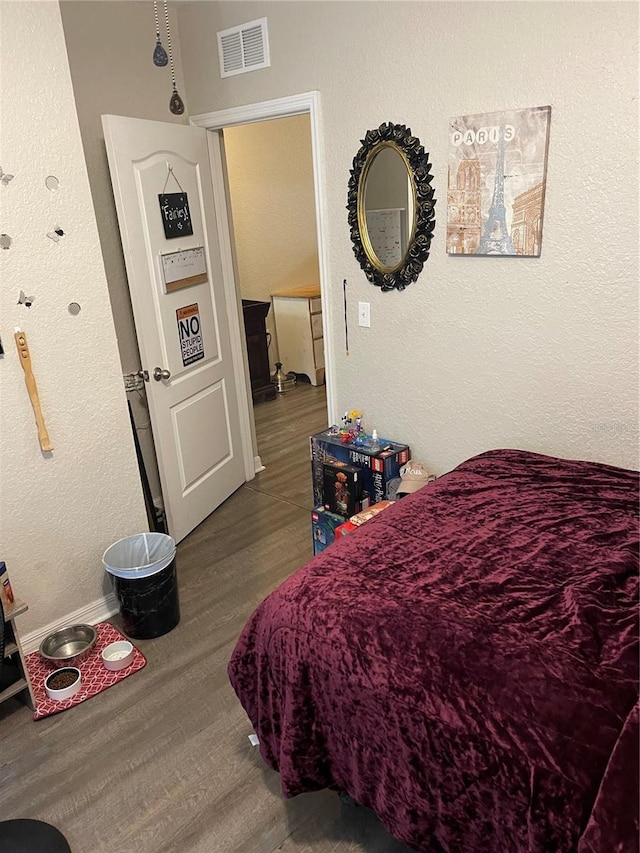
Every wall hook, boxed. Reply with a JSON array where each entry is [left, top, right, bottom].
[[18, 290, 35, 308], [47, 227, 65, 243], [0, 166, 15, 186]]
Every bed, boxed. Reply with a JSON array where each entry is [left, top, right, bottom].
[[228, 449, 639, 852]]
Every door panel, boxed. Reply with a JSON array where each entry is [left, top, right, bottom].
[[103, 115, 246, 543], [173, 381, 231, 491]]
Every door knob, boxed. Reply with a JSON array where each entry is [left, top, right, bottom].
[[153, 367, 171, 381]]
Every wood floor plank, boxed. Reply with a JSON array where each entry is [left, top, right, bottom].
[[248, 382, 329, 510], [0, 382, 411, 852]]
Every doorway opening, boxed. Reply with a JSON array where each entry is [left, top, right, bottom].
[[224, 115, 321, 399], [191, 92, 333, 474]]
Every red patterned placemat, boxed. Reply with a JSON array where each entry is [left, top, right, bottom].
[[25, 622, 146, 720]]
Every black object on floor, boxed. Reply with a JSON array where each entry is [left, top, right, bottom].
[[111, 556, 180, 639], [0, 819, 72, 852], [103, 533, 180, 640]]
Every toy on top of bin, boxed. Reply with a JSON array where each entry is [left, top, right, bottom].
[[340, 410, 364, 443], [338, 410, 383, 450]]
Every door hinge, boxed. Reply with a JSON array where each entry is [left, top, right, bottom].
[[123, 370, 148, 392]]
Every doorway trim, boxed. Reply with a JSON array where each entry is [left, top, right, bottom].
[[190, 92, 333, 474]]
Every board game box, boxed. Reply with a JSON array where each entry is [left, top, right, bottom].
[[311, 428, 410, 507], [322, 461, 362, 518], [311, 506, 344, 555]]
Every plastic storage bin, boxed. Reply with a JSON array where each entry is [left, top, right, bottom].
[[102, 533, 180, 639]]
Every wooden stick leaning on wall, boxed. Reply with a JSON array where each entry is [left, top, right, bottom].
[[14, 328, 53, 452]]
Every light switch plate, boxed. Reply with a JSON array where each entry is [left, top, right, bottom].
[[358, 301, 371, 328]]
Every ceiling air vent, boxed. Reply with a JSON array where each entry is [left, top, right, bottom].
[[217, 18, 270, 78]]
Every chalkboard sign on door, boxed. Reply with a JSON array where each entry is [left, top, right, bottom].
[[158, 192, 193, 239]]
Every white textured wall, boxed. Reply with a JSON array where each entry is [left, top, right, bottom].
[[0, 2, 148, 634], [59, 0, 190, 507], [178, 1, 639, 473], [224, 115, 319, 368], [59, 1, 189, 373]]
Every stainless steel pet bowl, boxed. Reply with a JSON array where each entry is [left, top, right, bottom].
[[39, 624, 97, 667]]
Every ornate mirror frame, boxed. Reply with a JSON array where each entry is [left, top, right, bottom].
[[347, 122, 436, 292]]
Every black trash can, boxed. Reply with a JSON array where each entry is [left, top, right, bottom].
[[103, 533, 180, 639]]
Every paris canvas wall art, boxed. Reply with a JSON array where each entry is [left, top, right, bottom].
[[447, 106, 551, 256]]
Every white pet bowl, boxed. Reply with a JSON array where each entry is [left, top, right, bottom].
[[44, 666, 81, 701], [101, 641, 134, 671]]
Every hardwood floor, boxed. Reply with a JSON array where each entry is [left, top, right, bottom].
[[0, 382, 411, 853]]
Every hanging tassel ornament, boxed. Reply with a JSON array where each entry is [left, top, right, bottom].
[[170, 88, 185, 117], [152, 1, 168, 66], [163, 2, 184, 115]]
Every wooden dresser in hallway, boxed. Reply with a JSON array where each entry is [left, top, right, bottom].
[[271, 285, 325, 386]]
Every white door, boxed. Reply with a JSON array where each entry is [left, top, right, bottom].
[[103, 115, 247, 543]]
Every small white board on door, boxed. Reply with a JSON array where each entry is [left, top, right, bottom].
[[161, 247, 207, 293]]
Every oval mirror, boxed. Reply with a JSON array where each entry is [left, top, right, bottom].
[[347, 123, 436, 291], [359, 143, 415, 272]]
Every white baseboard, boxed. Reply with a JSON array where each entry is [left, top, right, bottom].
[[21, 593, 120, 655], [254, 455, 266, 473]]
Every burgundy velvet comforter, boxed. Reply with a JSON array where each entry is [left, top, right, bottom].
[[228, 449, 639, 852]]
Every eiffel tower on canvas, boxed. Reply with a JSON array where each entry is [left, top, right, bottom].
[[477, 125, 515, 255]]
